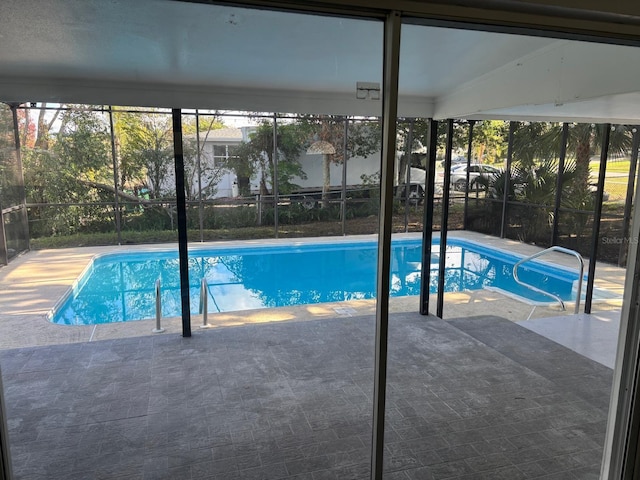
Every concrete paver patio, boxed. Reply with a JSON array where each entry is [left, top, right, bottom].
[[1, 313, 612, 479]]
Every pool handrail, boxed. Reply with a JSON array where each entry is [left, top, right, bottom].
[[512, 246, 585, 314], [153, 279, 165, 333], [199, 278, 210, 328]]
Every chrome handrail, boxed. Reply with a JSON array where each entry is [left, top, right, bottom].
[[199, 278, 210, 328], [153, 279, 165, 333], [512, 246, 585, 314]]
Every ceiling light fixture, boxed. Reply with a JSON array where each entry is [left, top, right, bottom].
[[356, 82, 380, 100]]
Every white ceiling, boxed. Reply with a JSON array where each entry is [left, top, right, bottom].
[[2, 0, 640, 123]]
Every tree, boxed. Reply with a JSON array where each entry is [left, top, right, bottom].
[[15, 106, 36, 150], [181, 115, 228, 201], [0, 104, 18, 206], [20, 106, 113, 235], [116, 112, 173, 198], [300, 115, 380, 207], [33, 103, 62, 150], [231, 120, 308, 196], [395, 119, 430, 199], [473, 120, 509, 163], [55, 108, 111, 189], [569, 124, 631, 194], [22, 107, 112, 205]]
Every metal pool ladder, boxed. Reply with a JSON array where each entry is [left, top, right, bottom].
[[512, 246, 585, 314], [153, 279, 165, 333], [199, 278, 210, 328]]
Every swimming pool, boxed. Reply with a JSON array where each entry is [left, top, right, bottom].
[[50, 237, 589, 325]]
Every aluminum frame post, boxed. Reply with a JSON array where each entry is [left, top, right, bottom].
[[437, 119, 454, 319], [585, 123, 611, 314], [420, 119, 438, 315], [9, 104, 29, 255], [462, 120, 475, 230], [371, 11, 401, 480], [602, 129, 640, 479], [0, 365, 13, 480], [196, 110, 204, 242], [273, 113, 279, 238], [404, 118, 415, 232], [619, 127, 640, 267], [108, 106, 122, 245], [500, 122, 516, 239], [172, 108, 191, 337], [0, 111, 11, 265], [341, 117, 349, 236], [0, 205, 7, 266], [552, 122, 569, 245]]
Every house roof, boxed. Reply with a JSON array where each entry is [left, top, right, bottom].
[[186, 127, 244, 143]]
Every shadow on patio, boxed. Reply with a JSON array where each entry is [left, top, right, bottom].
[[1, 312, 611, 479]]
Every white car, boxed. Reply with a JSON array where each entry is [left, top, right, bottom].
[[448, 163, 500, 191]]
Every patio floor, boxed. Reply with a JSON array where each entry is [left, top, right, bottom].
[[1, 312, 612, 479]]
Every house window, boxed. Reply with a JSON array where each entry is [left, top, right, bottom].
[[212, 145, 226, 166], [212, 144, 239, 166]]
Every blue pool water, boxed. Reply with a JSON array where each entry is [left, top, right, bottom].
[[50, 238, 585, 325]]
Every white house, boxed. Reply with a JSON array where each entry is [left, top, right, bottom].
[[179, 126, 424, 199]]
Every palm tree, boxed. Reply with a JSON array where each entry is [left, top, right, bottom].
[[543, 123, 632, 200], [473, 121, 633, 246]]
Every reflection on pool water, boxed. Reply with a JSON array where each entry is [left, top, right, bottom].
[[51, 238, 591, 325]]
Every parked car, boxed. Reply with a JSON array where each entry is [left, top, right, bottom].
[[447, 163, 500, 191], [440, 156, 468, 168]]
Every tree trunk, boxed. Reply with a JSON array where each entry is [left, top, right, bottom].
[[575, 136, 591, 190], [20, 108, 30, 148], [322, 153, 330, 208], [259, 171, 270, 196], [477, 144, 486, 162], [396, 154, 408, 198], [237, 176, 250, 196], [80, 180, 153, 204], [35, 106, 49, 149]]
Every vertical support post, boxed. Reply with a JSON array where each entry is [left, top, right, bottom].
[[404, 119, 415, 232], [552, 122, 569, 245], [273, 114, 279, 238], [196, 110, 204, 242], [619, 127, 640, 267], [256, 194, 262, 226], [585, 123, 611, 314], [10, 104, 29, 253], [0, 108, 12, 265], [341, 117, 349, 236], [0, 207, 7, 267], [501, 122, 516, 239], [371, 11, 401, 480], [463, 120, 475, 230], [436, 119, 454, 319], [0, 365, 13, 480], [172, 108, 191, 337], [420, 120, 438, 315], [601, 129, 640, 480], [108, 107, 122, 245]]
